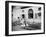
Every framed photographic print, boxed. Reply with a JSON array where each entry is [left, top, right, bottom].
[[5, 1, 45, 36]]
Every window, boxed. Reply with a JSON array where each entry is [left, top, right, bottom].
[[22, 14, 25, 18]]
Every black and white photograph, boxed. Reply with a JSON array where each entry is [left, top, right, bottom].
[[5, 1, 45, 36], [12, 6, 41, 31]]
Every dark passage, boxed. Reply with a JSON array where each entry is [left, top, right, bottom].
[[28, 9, 33, 19]]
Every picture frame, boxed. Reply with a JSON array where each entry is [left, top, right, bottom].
[[5, 1, 45, 36]]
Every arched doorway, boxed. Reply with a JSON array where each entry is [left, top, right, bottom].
[[28, 9, 33, 19]]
